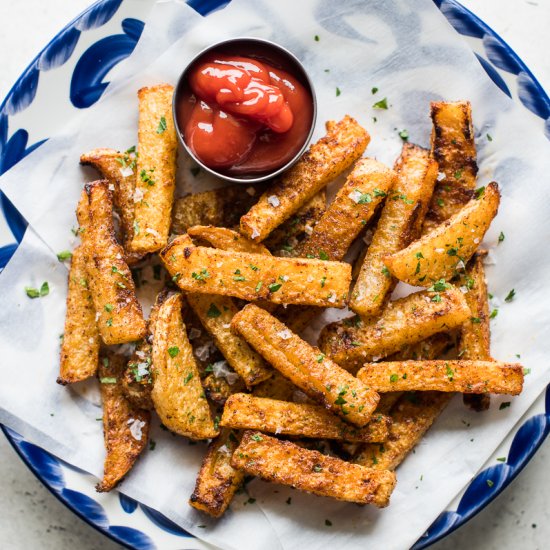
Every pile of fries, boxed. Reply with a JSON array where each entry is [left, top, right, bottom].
[[58, 84, 524, 516]]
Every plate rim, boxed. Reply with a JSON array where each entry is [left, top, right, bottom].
[[1, 0, 549, 549]]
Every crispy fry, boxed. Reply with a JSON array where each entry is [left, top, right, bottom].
[[189, 429, 244, 517], [58, 246, 100, 384], [188, 225, 271, 255], [354, 392, 452, 470], [231, 304, 379, 426], [80, 148, 142, 264], [319, 287, 470, 370], [265, 191, 326, 256], [221, 394, 390, 443], [299, 158, 396, 261], [424, 101, 478, 232], [357, 360, 523, 395], [96, 354, 150, 492], [171, 184, 267, 235], [128, 84, 177, 255], [253, 370, 299, 401], [122, 338, 153, 410], [186, 293, 272, 388], [202, 373, 246, 406], [240, 116, 369, 241], [459, 253, 491, 410], [231, 431, 396, 506], [151, 293, 218, 439], [384, 182, 500, 287], [160, 235, 352, 307], [350, 144, 438, 317], [77, 182, 146, 344]]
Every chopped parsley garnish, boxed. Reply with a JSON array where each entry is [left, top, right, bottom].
[[356, 192, 372, 204], [474, 186, 485, 199], [486, 479, 494, 487], [313, 464, 323, 472], [504, 289, 516, 302], [318, 250, 329, 260], [133, 220, 140, 235], [100, 377, 117, 384], [320, 276, 326, 288], [192, 268, 210, 282], [498, 231, 505, 243], [140, 169, 156, 186], [104, 304, 114, 312], [168, 346, 180, 358], [486, 133, 493, 141], [25, 281, 49, 299], [398, 129, 409, 141], [325, 519, 332, 526], [445, 364, 454, 381], [373, 188, 387, 197], [183, 372, 193, 385], [56, 250, 72, 261], [255, 281, 263, 292], [106, 318, 113, 327], [149, 440, 156, 451], [233, 275, 246, 281], [268, 283, 282, 292], [499, 401, 511, 410], [437, 198, 444, 207], [316, 354, 325, 363], [249, 264, 259, 271], [471, 317, 481, 324], [252, 434, 263, 442], [373, 97, 388, 109], [207, 303, 222, 318], [496, 457, 506, 462], [371, 87, 378, 94], [389, 374, 399, 383], [381, 266, 390, 278], [490, 309, 498, 319], [156, 116, 167, 134], [336, 87, 341, 97], [314, 34, 320, 41], [428, 279, 451, 292]]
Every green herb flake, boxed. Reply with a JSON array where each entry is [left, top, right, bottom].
[[233, 275, 246, 282], [316, 354, 325, 363], [252, 434, 263, 442], [106, 318, 113, 327], [318, 250, 329, 260], [486, 133, 493, 141], [490, 309, 498, 319], [498, 231, 505, 243], [314, 35, 320, 41], [268, 283, 282, 293], [381, 266, 390, 278], [325, 519, 332, 527], [133, 220, 140, 235], [486, 479, 494, 487], [389, 373, 399, 383], [168, 346, 180, 358], [255, 281, 263, 292], [499, 401, 511, 410], [428, 279, 450, 292], [445, 364, 454, 381], [471, 317, 481, 324], [496, 457, 506, 462], [184, 372, 193, 385], [431, 293, 442, 303], [57, 250, 72, 262], [207, 303, 222, 318], [313, 464, 323, 473], [336, 87, 341, 97], [373, 188, 387, 197], [474, 186, 486, 199], [156, 116, 167, 134], [373, 97, 388, 110], [504, 289, 516, 302], [398, 129, 409, 141], [371, 87, 378, 94], [149, 440, 156, 451], [100, 377, 117, 384], [104, 304, 114, 313]]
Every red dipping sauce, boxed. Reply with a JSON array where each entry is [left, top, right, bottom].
[[175, 41, 314, 179]]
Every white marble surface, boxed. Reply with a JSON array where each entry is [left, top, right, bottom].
[[0, 1, 549, 549]]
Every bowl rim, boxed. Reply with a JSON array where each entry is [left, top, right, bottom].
[[172, 36, 318, 184]]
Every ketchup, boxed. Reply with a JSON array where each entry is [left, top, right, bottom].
[[176, 49, 313, 178]]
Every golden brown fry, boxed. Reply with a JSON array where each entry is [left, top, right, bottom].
[[265, 191, 326, 256], [240, 116, 369, 241], [189, 429, 244, 517], [151, 293, 218, 439], [459, 253, 491, 410], [58, 246, 100, 384], [350, 144, 438, 317], [96, 354, 150, 492], [299, 158, 396, 261], [319, 287, 470, 370], [171, 184, 267, 235], [357, 360, 524, 395], [188, 225, 270, 255], [231, 431, 396, 506], [253, 370, 299, 402], [80, 148, 142, 264], [77, 182, 146, 345], [160, 235, 352, 307], [232, 304, 379, 427], [202, 373, 246, 406], [186, 293, 272, 388], [384, 182, 500, 287], [424, 101, 478, 232], [354, 392, 452, 470], [128, 84, 177, 255], [221, 394, 390, 443]]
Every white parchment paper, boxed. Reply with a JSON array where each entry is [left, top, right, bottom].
[[1, 1, 550, 549]]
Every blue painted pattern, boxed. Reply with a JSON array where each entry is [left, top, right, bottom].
[[0, 0, 549, 549]]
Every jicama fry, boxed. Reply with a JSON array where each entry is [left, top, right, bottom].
[[171, 184, 266, 235], [189, 429, 244, 517], [459, 253, 491, 410], [187, 225, 271, 255], [221, 393, 390, 443], [151, 293, 218, 439], [354, 391, 452, 470], [350, 144, 438, 317], [58, 245, 100, 384], [299, 158, 396, 261], [80, 147, 141, 264], [253, 370, 299, 402], [202, 373, 246, 406], [128, 84, 177, 255], [186, 293, 272, 388], [77, 182, 146, 345], [240, 115, 369, 241], [231, 304, 379, 427], [357, 360, 524, 395], [96, 354, 150, 492], [384, 182, 500, 287], [423, 101, 478, 232], [160, 235, 352, 307], [319, 287, 470, 370], [265, 191, 326, 256], [231, 431, 396, 507]]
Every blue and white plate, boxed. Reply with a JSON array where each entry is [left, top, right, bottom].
[[1, 1, 549, 548]]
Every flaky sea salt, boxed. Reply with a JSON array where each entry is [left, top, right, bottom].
[[276, 329, 292, 340], [250, 227, 260, 239], [267, 195, 280, 207], [120, 166, 133, 178], [133, 188, 144, 203], [437, 171, 446, 181], [211, 360, 239, 385], [348, 190, 363, 203], [327, 293, 337, 303], [128, 418, 146, 441]]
